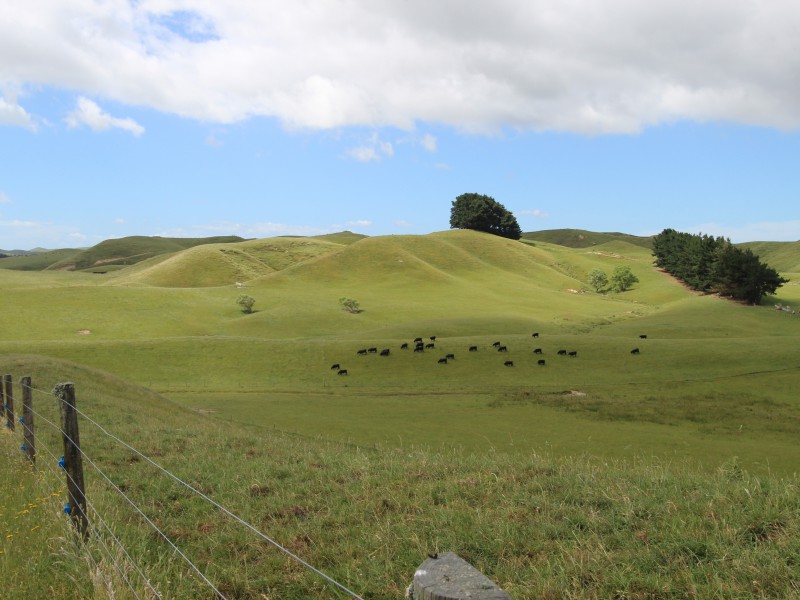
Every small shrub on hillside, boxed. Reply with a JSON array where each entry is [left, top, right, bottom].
[[339, 297, 361, 314], [236, 294, 256, 314]]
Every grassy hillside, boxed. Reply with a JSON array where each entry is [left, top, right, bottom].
[[45, 235, 246, 272], [523, 228, 654, 249], [0, 248, 82, 271], [741, 240, 800, 274], [309, 230, 368, 245], [2, 229, 800, 597]]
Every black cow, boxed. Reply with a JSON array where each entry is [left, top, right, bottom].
[[414, 346, 425, 353], [469, 346, 478, 352], [380, 348, 390, 356], [557, 349, 567, 356], [630, 348, 640, 354], [401, 343, 409, 349], [445, 353, 455, 360], [368, 347, 378, 353], [492, 341, 501, 347], [568, 351, 577, 357], [498, 345, 508, 352], [330, 363, 340, 370], [438, 357, 448, 364], [337, 369, 348, 375], [414, 337, 423, 343], [639, 334, 648, 339], [425, 343, 435, 349], [537, 359, 546, 366], [357, 348, 368, 355], [504, 360, 514, 367], [430, 335, 437, 341], [533, 348, 543, 354], [532, 332, 539, 338]]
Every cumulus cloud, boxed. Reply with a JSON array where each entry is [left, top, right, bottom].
[[420, 134, 437, 152], [347, 133, 394, 162], [66, 97, 144, 136], [347, 220, 373, 228], [0, 95, 36, 129], [3, 2, 800, 134]]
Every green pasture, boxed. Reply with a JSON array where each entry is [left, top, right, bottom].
[[1, 230, 798, 477]]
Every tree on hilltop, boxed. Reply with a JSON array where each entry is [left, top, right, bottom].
[[449, 193, 522, 240]]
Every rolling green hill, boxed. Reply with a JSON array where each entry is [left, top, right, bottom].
[[741, 240, 800, 274], [45, 235, 247, 272], [522, 228, 654, 249], [0, 248, 82, 270]]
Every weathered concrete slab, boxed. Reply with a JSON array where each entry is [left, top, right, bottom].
[[409, 552, 512, 599]]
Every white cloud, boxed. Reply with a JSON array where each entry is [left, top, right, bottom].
[[160, 221, 333, 238], [4, 1, 800, 134], [420, 134, 437, 152], [347, 132, 394, 162], [0, 192, 11, 204], [0, 95, 36, 130], [347, 220, 373, 228], [519, 209, 548, 219], [114, 218, 125, 224], [0, 218, 89, 249], [66, 97, 144, 136], [393, 219, 413, 227], [685, 220, 800, 243]]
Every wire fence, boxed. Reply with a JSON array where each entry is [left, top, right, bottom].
[[1, 374, 365, 599]]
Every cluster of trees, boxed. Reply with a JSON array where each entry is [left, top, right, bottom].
[[450, 193, 521, 240], [651, 229, 788, 304], [588, 266, 639, 293]]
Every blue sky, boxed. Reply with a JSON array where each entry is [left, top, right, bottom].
[[2, 1, 799, 249]]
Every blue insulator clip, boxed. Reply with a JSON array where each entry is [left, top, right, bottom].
[[58, 456, 66, 469], [21, 443, 26, 452], [19, 416, 24, 424], [64, 501, 72, 515]]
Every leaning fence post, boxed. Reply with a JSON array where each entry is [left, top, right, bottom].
[[4, 374, 14, 432], [21, 376, 35, 465], [0, 373, 5, 419], [53, 382, 88, 539]]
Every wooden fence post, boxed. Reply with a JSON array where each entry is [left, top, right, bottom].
[[408, 552, 512, 600], [53, 382, 88, 539], [21, 376, 35, 465], [4, 374, 14, 432], [0, 373, 5, 420]]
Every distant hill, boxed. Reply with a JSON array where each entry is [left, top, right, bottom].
[[740, 241, 800, 274], [522, 229, 654, 249], [44, 235, 246, 272], [308, 230, 368, 245], [0, 248, 83, 271]]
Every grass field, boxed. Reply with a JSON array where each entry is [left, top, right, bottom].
[[1, 229, 798, 598]]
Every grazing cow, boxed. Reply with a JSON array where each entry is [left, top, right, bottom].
[[445, 353, 455, 360], [498, 345, 508, 352], [414, 346, 425, 353], [469, 346, 478, 352], [425, 343, 435, 349], [337, 369, 348, 375], [438, 357, 448, 364], [630, 348, 640, 354], [430, 335, 437, 341], [401, 343, 409, 349], [568, 351, 577, 357], [537, 359, 546, 366], [533, 348, 543, 354], [492, 341, 501, 347], [414, 337, 423, 343], [380, 348, 390, 356], [357, 348, 368, 355], [557, 349, 567, 356], [504, 360, 514, 367], [368, 347, 378, 353], [532, 332, 539, 338], [639, 334, 648, 339], [330, 363, 340, 370]]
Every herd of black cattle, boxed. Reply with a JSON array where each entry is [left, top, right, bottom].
[[329, 333, 647, 376]]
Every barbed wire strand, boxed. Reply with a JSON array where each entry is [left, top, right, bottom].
[[15, 415, 150, 600], [31, 404, 227, 600], [70, 401, 365, 599]]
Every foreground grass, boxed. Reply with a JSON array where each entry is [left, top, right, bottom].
[[1, 356, 799, 598]]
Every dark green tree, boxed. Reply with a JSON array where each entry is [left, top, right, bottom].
[[449, 193, 522, 240]]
